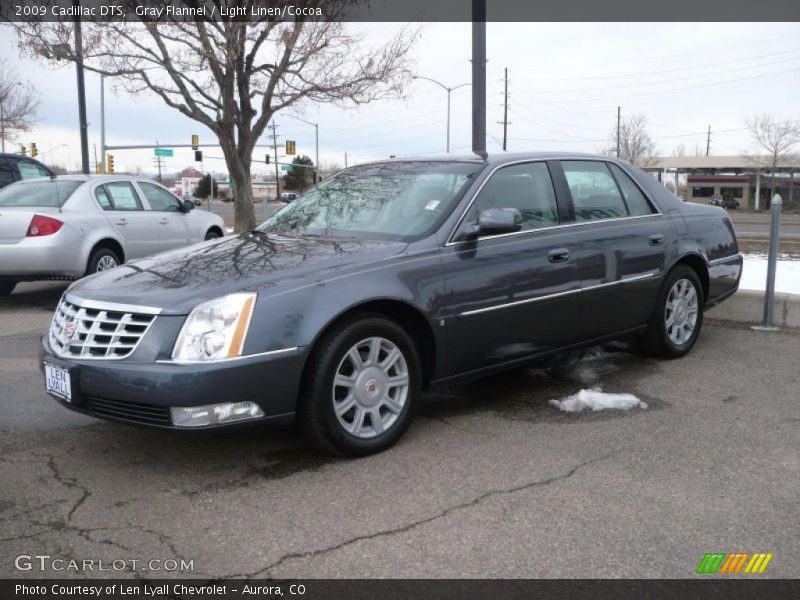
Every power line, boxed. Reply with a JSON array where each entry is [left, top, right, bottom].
[[511, 47, 800, 82], [510, 55, 800, 95]]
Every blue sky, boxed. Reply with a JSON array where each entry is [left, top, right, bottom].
[[2, 22, 799, 175]]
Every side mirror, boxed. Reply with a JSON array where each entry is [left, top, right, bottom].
[[183, 200, 195, 212], [474, 207, 522, 236]]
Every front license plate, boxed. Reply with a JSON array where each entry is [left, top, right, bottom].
[[44, 362, 72, 402]]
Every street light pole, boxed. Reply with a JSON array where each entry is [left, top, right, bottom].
[[414, 76, 470, 153], [100, 74, 106, 171], [0, 99, 5, 154]]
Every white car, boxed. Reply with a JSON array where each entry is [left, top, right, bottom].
[[0, 175, 226, 296]]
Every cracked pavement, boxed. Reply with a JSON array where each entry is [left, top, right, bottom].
[[1, 281, 799, 578]]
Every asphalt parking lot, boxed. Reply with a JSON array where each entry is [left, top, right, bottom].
[[1, 282, 798, 578]]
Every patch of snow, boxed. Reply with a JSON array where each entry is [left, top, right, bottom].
[[546, 345, 633, 385], [549, 388, 648, 412], [226, 226, 234, 234], [740, 254, 800, 294]]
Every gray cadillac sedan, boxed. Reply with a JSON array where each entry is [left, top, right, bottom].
[[40, 153, 742, 456]]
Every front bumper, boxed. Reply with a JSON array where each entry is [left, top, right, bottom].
[[39, 333, 307, 430]]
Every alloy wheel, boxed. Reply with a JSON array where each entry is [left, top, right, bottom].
[[96, 255, 119, 272], [332, 336, 409, 439], [665, 278, 698, 345]]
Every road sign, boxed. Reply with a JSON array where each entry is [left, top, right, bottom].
[[281, 165, 293, 172], [154, 148, 173, 157]]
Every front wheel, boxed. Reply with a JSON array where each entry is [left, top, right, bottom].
[[644, 265, 704, 358], [0, 280, 17, 297], [204, 230, 221, 241], [300, 315, 422, 457]]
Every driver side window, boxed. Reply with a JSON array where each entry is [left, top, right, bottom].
[[471, 162, 558, 233], [139, 182, 182, 212]]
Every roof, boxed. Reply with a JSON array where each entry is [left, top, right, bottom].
[[381, 151, 612, 166], [645, 155, 800, 170]]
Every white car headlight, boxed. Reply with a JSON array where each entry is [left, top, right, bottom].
[[172, 293, 256, 362]]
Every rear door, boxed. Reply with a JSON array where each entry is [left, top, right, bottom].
[[94, 181, 158, 260], [440, 160, 581, 375], [137, 181, 193, 251], [558, 160, 670, 338]]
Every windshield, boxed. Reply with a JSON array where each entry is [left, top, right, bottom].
[[258, 161, 481, 241], [0, 179, 83, 207]]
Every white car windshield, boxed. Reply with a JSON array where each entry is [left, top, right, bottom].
[[0, 180, 83, 207], [258, 161, 481, 241]]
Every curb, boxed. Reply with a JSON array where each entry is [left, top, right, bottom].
[[707, 289, 800, 328]]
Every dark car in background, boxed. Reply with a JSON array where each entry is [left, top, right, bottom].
[[0, 153, 54, 189], [40, 153, 742, 456]]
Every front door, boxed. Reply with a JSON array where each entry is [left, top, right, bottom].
[[440, 161, 581, 376], [137, 181, 193, 251]]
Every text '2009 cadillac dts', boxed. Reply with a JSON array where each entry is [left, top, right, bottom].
[[41, 153, 742, 456]]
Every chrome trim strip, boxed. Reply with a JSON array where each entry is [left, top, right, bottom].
[[156, 347, 300, 365], [707, 253, 742, 266], [457, 273, 659, 317], [445, 158, 663, 247], [64, 293, 163, 315]]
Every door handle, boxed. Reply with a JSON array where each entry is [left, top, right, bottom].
[[648, 234, 665, 246], [547, 248, 570, 263], [115, 219, 127, 226], [158, 218, 169, 225]]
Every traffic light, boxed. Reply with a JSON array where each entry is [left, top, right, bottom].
[[191, 134, 199, 150], [30, 143, 38, 158], [19, 145, 27, 156], [106, 154, 114, 174], [194, 150, 202, 162], [265, 154, 270, 164], [285, 140, 296, 155]]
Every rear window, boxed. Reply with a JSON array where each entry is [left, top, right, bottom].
[[0, 180, 83, 207]]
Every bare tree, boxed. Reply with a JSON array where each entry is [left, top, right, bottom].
[[672, 143, 687, 157], [607, 114, 657, 167], [11, 3, 416, 231], [0, 59, 39, 152], [746, 114, 800, 202]]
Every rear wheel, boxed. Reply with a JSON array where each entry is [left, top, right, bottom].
[[300, 315, 421, 456], [86, 247, 120, 275], [204, 230, 221, 241], [0, 281, 17, 297], [644, 265, 704, 358]]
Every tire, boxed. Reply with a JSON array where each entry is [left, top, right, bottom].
[[644, 265, 704, 359], [0, 281, 17, 297], [300, 314, 422, 457], [205, 230, 221, 241], [86, 247, 121, 275]]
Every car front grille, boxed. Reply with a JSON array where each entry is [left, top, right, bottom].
[[84, 396, 172, 426], [49, 297, 157, 360]]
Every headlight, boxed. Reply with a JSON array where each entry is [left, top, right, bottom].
[[172, 293, 256, 362]]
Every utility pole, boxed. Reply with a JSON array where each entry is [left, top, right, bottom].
[[269, 122, 280, 200], [706, 125, 711, 156], [616, 106, 621, 158], [74, 1, 90, 174], [472, 0, 487, 158], [344, 152, 348, 168], [498, 67, 509, 151]]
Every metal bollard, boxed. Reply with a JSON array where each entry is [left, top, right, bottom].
[[762, 194, 782, 327]]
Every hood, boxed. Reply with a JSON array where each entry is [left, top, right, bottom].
[[68, 232, 407, 314]]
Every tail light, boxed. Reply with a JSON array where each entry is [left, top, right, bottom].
[[26, 214, 64, 237]]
